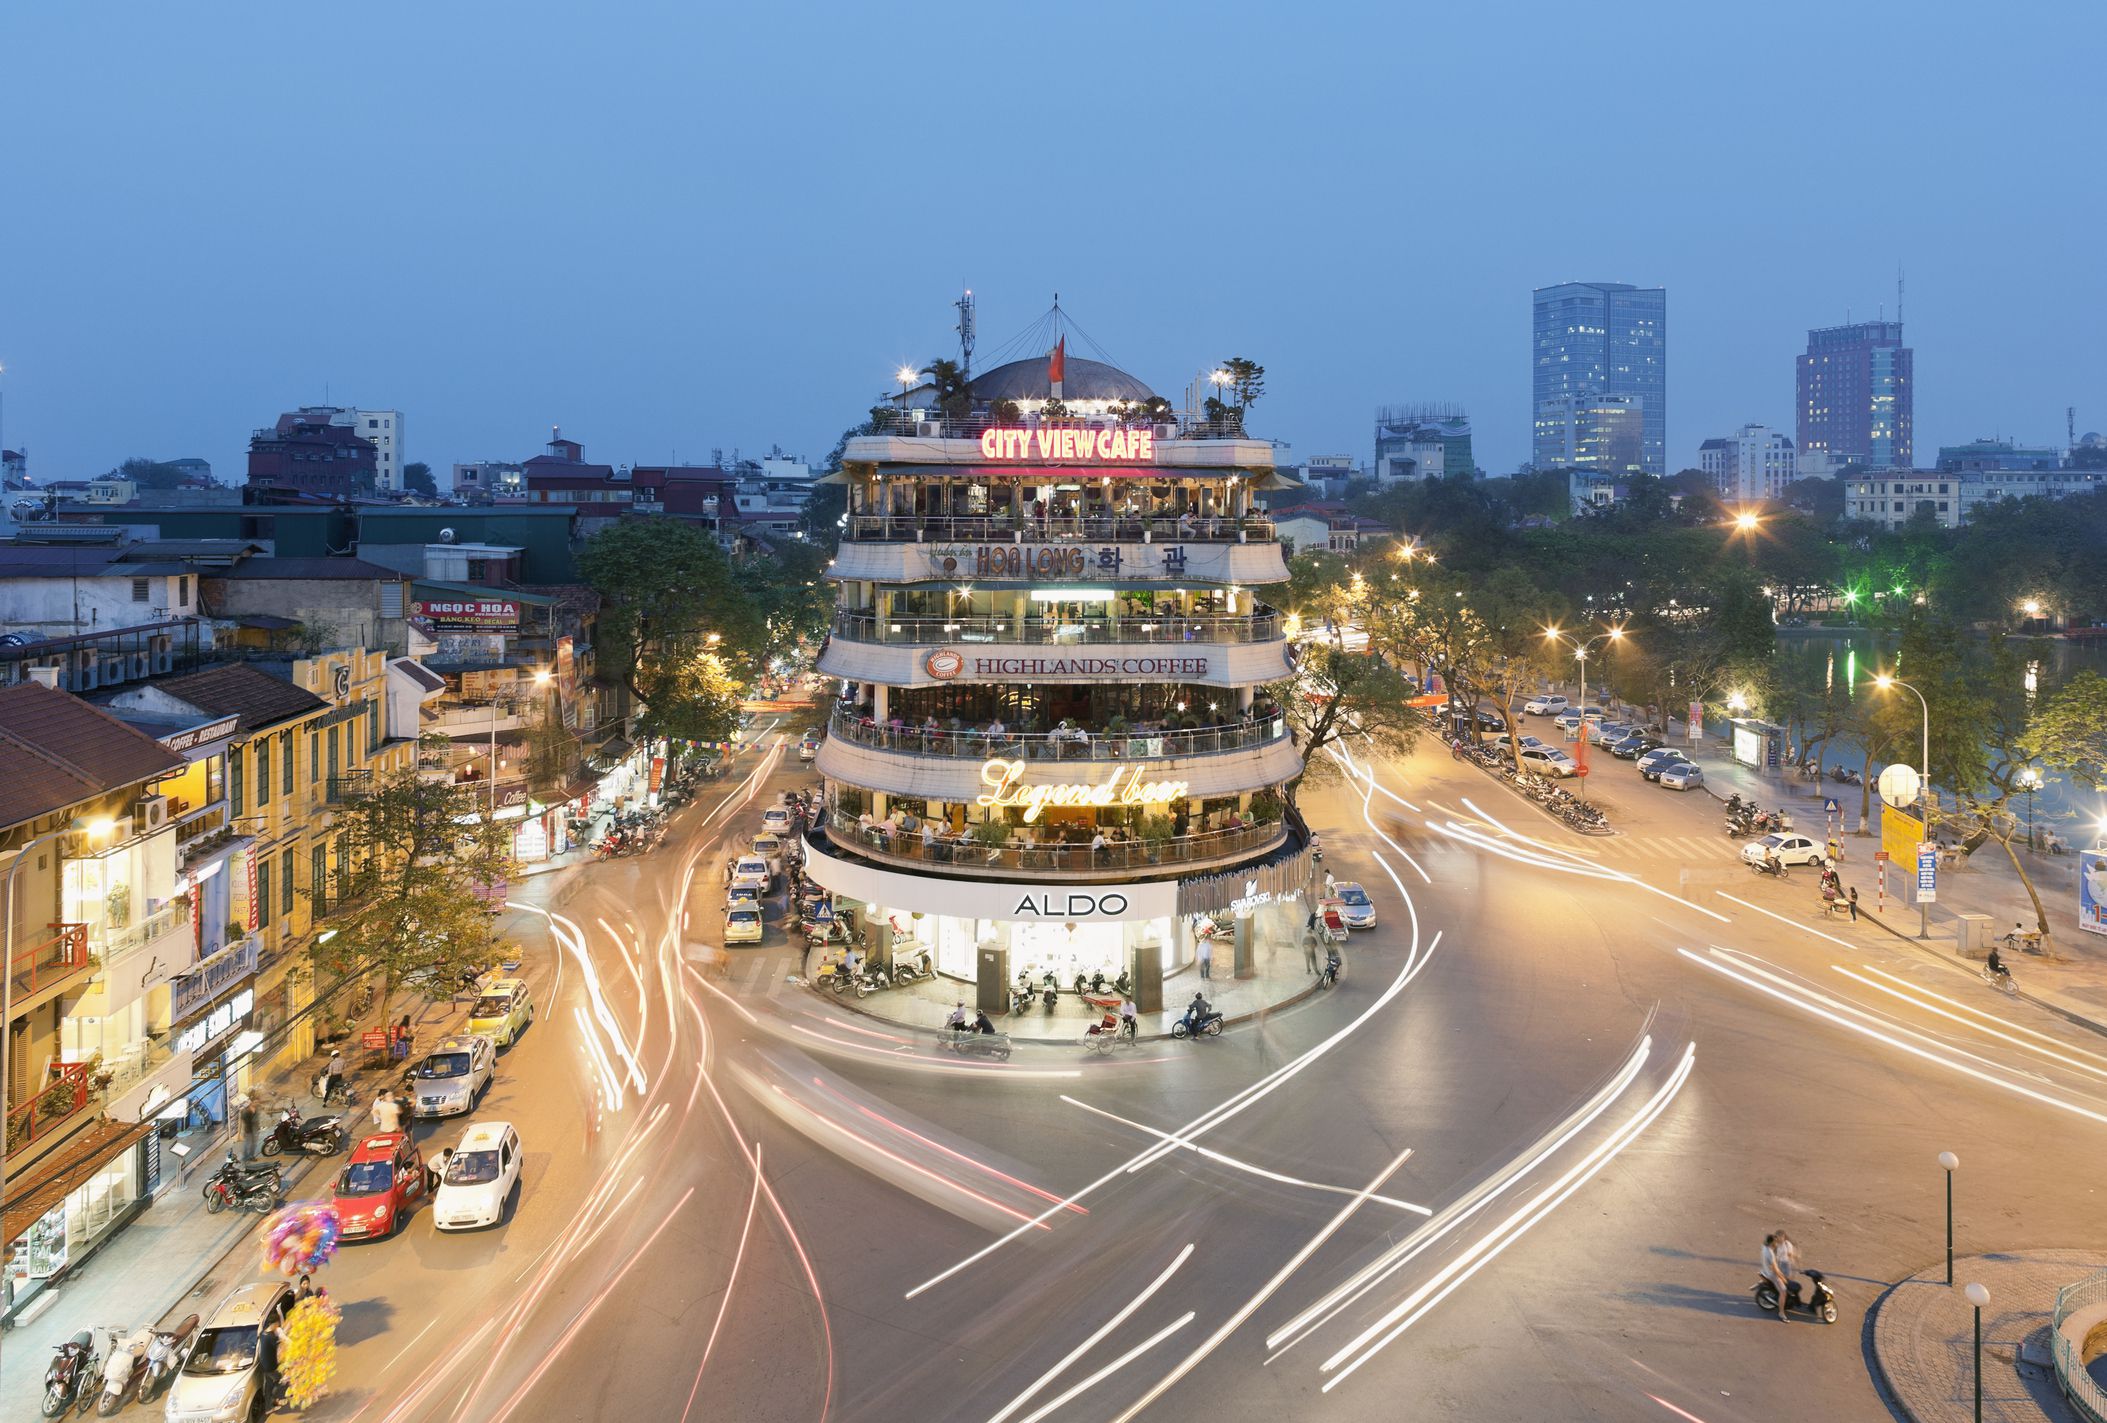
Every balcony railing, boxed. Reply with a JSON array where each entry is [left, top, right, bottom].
[[98, 900, 193, 963], [172, 937, 258, 1019], [844, 514, 1274, 545], [820, 809, 1285, 877], [829, 705, 1290, 763], [830, 608, 1284, 647], [326, 770, 373, 804], [8, 922, 90, 1000], [5, 1060, 94, 1157]]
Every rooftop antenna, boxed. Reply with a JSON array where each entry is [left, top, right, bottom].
[[1897, 264, 1905, 328], [955, 288, 976, 379], [2070, 406, 2078, 452]]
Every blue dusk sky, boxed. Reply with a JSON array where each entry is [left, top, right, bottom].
[[1, 1, 2100, 482]]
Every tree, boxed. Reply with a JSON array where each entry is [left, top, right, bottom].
[[1953, 640, 2056, 949], [114, 457, 193, 490], [2024, 669, 2107, 793], [1267, 634, 1421, 810], [315, 759, 514, 1003], [402, 461, 438, 496], [920, 357, 970, 421], [1221, 357, 1266, 412]]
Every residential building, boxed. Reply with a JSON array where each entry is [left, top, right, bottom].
[[1535, 393, 1646, 473], [1844, 467, 2104, 529], [451, 461, 524, 501], [521, 434, 624, 505], [350, 410, 405, 492], [1936, 437, 2060, 473], [2, 682, 193, 1324], [246, 409, 378, 498], [1796, 321, 1912, 468], [1268, 502, 1392, 555], [1374, 407, 1474, 482], [1699, 424, 1797, 503], [813, 342, 1314, 1015], [1567, 468, 1631, 513], [0, 542, 217, 638], [1532, 283, 1667, 475]]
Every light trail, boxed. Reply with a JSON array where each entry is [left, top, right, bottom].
[[1061, 1096, 1431, 1214], [814, 1078, 1085, 1214], [683, 1145, 764, 1423], [1319, 1045, 1697, 1392], [1649, 1393, 1716, 1423], [1833, 964, 2107, 1080], [1014, 1313, 1197, 1423], [1713, 891, 1860, 950], [572, 1004, 626, 1109], [1107, 1147, 1416, 1422], [1681, 948, 2107, 1127], [1265, 1034, 1652, 1355], [983, 1243, 1195, 1423]]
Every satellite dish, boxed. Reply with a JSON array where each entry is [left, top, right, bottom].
[[439, 528, 456, 544]]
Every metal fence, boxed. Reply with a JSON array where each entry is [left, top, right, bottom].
[[827, 707, 1289, 763], [830, 608, 1284, 646], [844, 514, 1274, 545], [2053, 1270, 2107, 1423], [822, 809, 1284, 877]]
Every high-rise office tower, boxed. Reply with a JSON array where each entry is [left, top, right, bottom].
[[1796, 321, 1911, 469], [1532, 282, 1667, 474]]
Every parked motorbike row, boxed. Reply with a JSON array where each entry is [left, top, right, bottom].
[[1008, 969, 1134, 1016], [1723, 794, 1794, 838], [41, 1313, 202, 1417], [201, 1151, 285, 1214], [591, 808, 669, 859]]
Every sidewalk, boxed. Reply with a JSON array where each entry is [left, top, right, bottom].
[[1870, 1250, 2101, 1423]]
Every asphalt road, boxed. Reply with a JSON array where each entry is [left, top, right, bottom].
[[193, 708, 2107, 1423]]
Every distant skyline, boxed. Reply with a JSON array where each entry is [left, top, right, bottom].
[[2, 3, 2100, 485]]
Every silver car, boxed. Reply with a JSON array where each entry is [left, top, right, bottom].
[[409, 1033, 497, 1118], [162, 1281, 292, 1423]]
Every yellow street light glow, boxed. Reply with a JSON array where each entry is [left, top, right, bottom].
[[532, 668, 552, 685], [1873, 674, 1894, 690], [1735, 512, 1760, 531], [86, 817, 115, 840], [2021, 599, 2043, 616]]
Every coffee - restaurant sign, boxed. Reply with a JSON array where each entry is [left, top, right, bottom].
[[975, 758, 1186, 824], [979, 427, 1155, 461]]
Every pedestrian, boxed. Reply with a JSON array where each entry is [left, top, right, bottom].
[[1324, 870, 1338, 898], [1197, 933, 1213, 981], [371, 1090, 402, 1134], [1302, 911, 1322, 974], [294, 1273, 315, 1303], [1091, 829, 1108, 867], [318, 1050, 344, 1105], [237, 1093, 259, 1160], [428, 1147, 453, 1194], [391, 1013, 412, 1062], [1846, 886, 1860, 922]]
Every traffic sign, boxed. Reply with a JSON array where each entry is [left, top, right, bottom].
[[812, 901, 835, 924], [1823, 798, 1840, 815], [1915, 842, 1939, 904]]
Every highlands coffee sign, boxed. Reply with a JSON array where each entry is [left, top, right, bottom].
[[979, 427, 1155, 461], [926, 649, 1210, 680]]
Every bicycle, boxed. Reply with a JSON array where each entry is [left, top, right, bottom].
[[1980, 964, 2018, 996]]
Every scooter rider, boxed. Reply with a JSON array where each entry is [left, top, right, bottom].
[[946, 1002, 968, 1033], [1986, 943, 2009, 982], [1118, 998, 1138, 1039], [971, 1009, 995, 1035], [1183, 991, 1213, 1035]]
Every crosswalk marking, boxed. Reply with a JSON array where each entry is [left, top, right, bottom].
[[1602, 834, 1743, 863]]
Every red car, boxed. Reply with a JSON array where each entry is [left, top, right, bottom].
[[333, 1132, 428, 1240]]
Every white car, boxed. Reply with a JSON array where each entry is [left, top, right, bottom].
[[1487, 733, 1548, 755], [433, 1121, 522, 1232], [1523, 694, 1569, 716], [1519, 747, 1578, 777], [1741, 833, 1826, 868], [749, 833, 787, 874], [161, 1280, 292, 1423], [729, 855, 772, 894], [408, 1034, 496, 1118], [1657, 763, 1706, 790], [760, 805, 793, 835], [1636, 747, 1692, 781]]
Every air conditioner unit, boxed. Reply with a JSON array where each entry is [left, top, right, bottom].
[[135, 795, 169, 831]]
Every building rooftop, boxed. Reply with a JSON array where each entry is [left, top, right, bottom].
[[0, 681, 188, 823], [153, 663, 329, 731], [967, 354, 1157, 404], [215, 556, 404, 580]]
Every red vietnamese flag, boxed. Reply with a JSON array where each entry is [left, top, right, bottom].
[[1048, 336, 1066, 387]]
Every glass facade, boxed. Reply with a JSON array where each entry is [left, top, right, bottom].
[[1795, 321, 1912, 469], [1532, 282, 1667, 474]]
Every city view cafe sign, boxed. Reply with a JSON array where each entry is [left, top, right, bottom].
[[979, 427, 1155, 461]]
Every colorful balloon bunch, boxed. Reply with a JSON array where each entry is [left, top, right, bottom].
[[261, 1201, 341, 1277]]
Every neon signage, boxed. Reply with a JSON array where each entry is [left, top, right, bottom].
[[979, 428, 1155, 461], [975, 758, 1187, 824]]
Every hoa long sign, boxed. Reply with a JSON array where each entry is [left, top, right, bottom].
[[979, 427, 1155, 461]]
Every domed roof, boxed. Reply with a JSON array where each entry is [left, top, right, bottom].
[[967, 355, 1156, 404]]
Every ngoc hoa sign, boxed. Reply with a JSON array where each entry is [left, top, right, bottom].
[[976, 758, 1186, 824], [980, 428, 1155, 461]]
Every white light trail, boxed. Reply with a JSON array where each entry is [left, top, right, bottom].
[[683, 1145, 764, 1423], [1713, 891, 1860, 950], [1833, 965, 2107, 1080], [1850, 964, 2107, 1073], [983, 1244, 1194, 1423], [1013, 1313, 1196, 1423]]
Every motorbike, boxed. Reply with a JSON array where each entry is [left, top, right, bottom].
[[941, 1027, 1014, 1061], [891, 957, 930, 987], [1318, 949, 1342, 989], [1753, 1269, 1838, 1323], [1042, 982, 1059, 1012], [1171, 1005, 1225, 1039], [1750, 856, 1790, 881], [1981, 962, 2018, 996], [1008, 983, 1035, 1016], [42, 1330, 101, 1418], [96, 1327, 154, 1417], [1724, 816, 1755, 838], [202, 1154, 284, 1213], [261, 1105, 346, 1157], [135, 1316, 197, 1404], [854, 965, 892, 998]]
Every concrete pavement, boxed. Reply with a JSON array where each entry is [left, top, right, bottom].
[[1870, 1250, 2103, 1423]]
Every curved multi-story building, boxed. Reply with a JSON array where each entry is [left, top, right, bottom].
[[803, 348, 1315, 1013]]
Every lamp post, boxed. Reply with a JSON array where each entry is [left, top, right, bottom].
[[1964, 1281, 1990, 1423], [1939, 1151, 1958, 1284], [1872, 673, 1933, 938], [2017, 766, 2041, 851], [1542, 623, 1628, 799]]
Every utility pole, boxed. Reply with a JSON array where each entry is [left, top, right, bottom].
[[955, 289, 976, 381]]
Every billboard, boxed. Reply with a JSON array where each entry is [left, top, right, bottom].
[[414, 595, 520, 630], [2081, 851, 2107, 939]]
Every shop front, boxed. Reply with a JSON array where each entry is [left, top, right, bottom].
[[3, 1138, 149, 1324]]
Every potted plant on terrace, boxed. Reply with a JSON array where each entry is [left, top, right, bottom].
[[1138, 816, 1175, 864]]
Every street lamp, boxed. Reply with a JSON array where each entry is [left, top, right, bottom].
[[2017, 766, 2042, 850], [1964, 1281, 1990, 1423], [1733, 509, 1761, 533], [1938, 1151, 1959, 1284], [1872, 672, 1933, 938], [1541, 623, 1628, 800]]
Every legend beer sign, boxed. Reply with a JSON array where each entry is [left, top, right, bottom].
[[979, 427, 1155, 462]]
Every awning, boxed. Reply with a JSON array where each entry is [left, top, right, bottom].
[[3, 1118, 155, 1247], [233, 614, 300, 630]]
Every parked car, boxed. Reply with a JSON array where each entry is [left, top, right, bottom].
[[1741, 833, 1827, 868], [729, 855, 773, 895], [760, 805, 794, 835], [466, 978, 534, 1049], [1520, 747, 1579, 777], [1486, 733, 1549, 756], [1589, 721, 1634, 747], [1636, 747, 1692, 780], [433, 1121, 523, 1232], [1522, 694, 1570, 716], [724, 903, 765, 944], [1333, 882, 1377, 929], [407, 1034, 496, 1118], [161, 1281, 293, 1423], [1657, 763, 1706, 790], [334, 1132, 428, 1241], [1554, 709, 1587, 734], [1611, 733, 1662, 760], [749, 832, 787, 874]]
